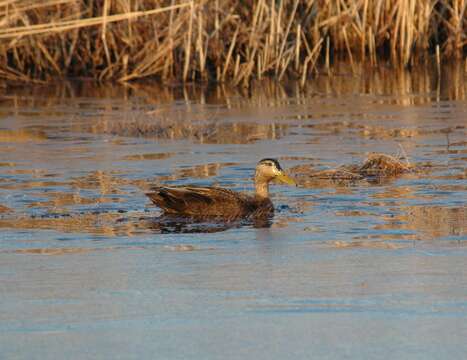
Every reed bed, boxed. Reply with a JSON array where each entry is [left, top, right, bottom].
[[0, 0, 465, 83]]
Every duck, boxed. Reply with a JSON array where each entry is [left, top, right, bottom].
[[146, 158, 295, 220]]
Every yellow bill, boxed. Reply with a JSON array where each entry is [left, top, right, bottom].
[[276, 172, 296, 186]]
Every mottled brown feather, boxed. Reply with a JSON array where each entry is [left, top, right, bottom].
[[146, 186, 273, 220]]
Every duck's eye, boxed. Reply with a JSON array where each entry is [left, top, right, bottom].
[[264, 162, 273, 166]]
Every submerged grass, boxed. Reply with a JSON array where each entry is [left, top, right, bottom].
[[0, 0, 465, 83]]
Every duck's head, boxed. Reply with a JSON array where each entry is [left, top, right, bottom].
[[255, 158, 296, 186]]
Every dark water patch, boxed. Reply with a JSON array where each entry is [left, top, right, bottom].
[[143, 216, 243, 234]]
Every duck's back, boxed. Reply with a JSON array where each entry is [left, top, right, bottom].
[[146, 186, 273, 220]]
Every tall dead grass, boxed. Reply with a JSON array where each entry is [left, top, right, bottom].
[[0, 0, 465, 83]]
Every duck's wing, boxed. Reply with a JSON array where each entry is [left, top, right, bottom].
[[146, 186, 254, 217]]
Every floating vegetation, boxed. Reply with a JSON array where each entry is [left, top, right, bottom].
[[358, 153, 412, 178], [293, 151, 414, 187], [0, 0, 465, 83]]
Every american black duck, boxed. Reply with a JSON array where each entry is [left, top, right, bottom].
[[146, 158, 295, 220]]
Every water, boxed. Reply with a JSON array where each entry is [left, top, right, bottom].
[[1, 63, 466, 359]]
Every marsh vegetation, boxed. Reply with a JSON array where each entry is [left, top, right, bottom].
[[0, 0, 466, 83]]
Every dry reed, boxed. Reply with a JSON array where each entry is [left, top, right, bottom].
[[0, 0, 465, 83]]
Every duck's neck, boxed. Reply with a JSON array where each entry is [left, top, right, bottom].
[[254, 173, 270, 198]]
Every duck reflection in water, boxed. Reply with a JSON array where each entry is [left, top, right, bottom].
[[146, 215, 273, 234]]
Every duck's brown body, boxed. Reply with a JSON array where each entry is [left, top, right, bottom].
[[147, 186, 274, 220], [146, 159, 294, 221]]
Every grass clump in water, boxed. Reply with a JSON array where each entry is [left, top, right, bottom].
[[293, 151, 414, 186]]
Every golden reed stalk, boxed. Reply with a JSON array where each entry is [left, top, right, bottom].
[[0, 0, 465, 83]]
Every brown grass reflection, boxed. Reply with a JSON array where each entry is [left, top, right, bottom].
[[305, 121, 464, 141], [0, 129, 47, 142], [0, 169, 147, 197], [163, 245, 198, 252], [332, 241, 406, 250], [377, 206, 465, 240], [27, 192, 118, 209], [0, 204, 12, 213], [6, 169, 48, 175], [89, 117, 288, 144], [123, 152, 174, 161], [12, 247, 93, 255], [335, 210, 371, 217], [71, 171, 129, 194], [6, 246, 145, 256], [352, 234, 419, 241], [0, 213, 143, 237], [371, 186, 417, 200], [1, 62, 465, 120], [433, 170, 467, 181], [271, 216, 304, 229], [157, 162, 238, 181], [311, 61, 467, 105], [0, 180, 65, 190]]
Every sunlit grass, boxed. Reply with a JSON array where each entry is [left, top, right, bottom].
[[0, 0, 465, 83]]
